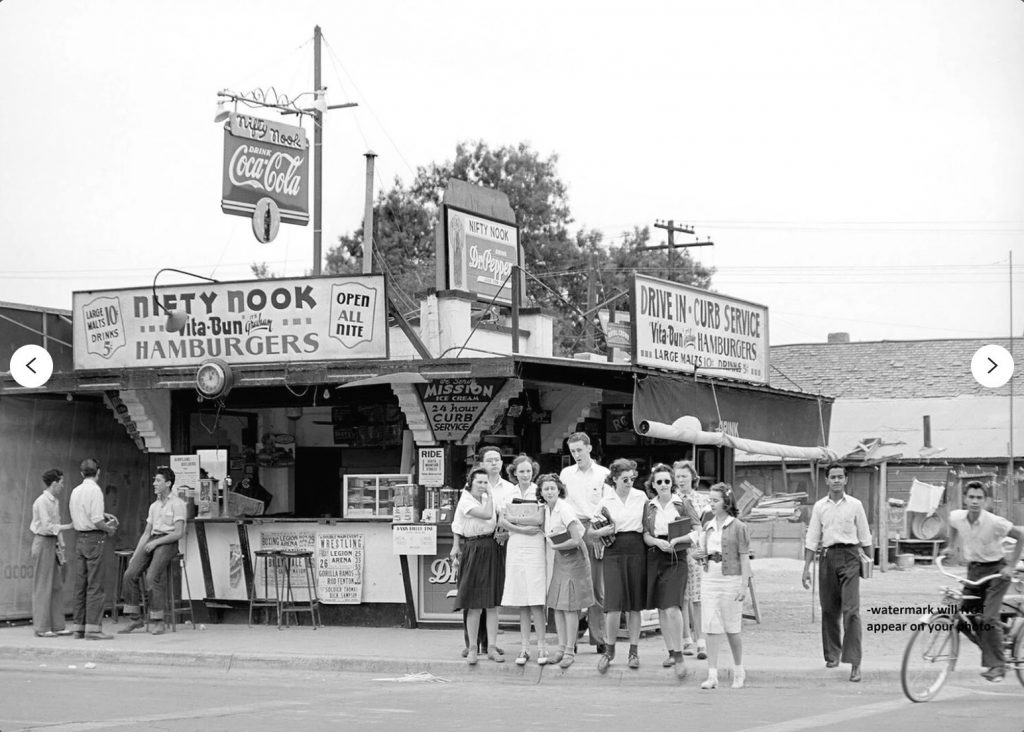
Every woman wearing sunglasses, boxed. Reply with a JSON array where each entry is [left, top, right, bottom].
[[643, 463, 699, 679], [589, 458, 648, 673]]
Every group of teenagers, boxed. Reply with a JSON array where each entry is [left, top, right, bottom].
[[449, 432, 752, 689]]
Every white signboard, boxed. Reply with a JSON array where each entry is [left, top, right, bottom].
[[632, 274, 769, 385], [170, 455, 200, 499], [418, 447, 445, 488], [392, 524, 438, 555], [72, 275, 388, 370], [316, 533, 364, 604]]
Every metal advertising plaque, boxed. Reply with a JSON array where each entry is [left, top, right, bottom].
[[443, 205, 520, 306], [222, 112, 310, 225]]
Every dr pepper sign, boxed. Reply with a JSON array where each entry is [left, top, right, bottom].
[[221, 112, 310, 225]]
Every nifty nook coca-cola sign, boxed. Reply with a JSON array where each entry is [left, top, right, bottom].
[[221, 112, 309, 225]]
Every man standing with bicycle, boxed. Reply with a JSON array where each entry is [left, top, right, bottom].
[[802, 463, 872, 682], [942, 481, 1023, 682]]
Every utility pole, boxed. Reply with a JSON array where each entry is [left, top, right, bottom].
[[648, 219, 714, 253], [585, 250, 597, 350], [312, 25, 323, 275]]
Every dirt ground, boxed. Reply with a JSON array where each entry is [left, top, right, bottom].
[[746, 557, 953, 661]]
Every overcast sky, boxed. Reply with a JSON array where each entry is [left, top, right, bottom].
[[1, 0, 1021, 346]]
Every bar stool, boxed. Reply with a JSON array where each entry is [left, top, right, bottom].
[[249, 549, 284, 628], [164, 552, 194, 632], [111, 549, 135, 623], [279, 550, 321, 629]]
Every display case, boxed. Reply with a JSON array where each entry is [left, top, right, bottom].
[[342, 473, 412, 519]]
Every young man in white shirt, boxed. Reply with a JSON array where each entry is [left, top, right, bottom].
[[801, 463, 872, 682], [942, 480, 1023, 682], [118, 466, 187, 635], [558, 431, 611, 653], [30, 469, 74, 637], [68, 458, 118, 640]]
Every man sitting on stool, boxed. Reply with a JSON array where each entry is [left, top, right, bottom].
[[119, 466, 186, 635]]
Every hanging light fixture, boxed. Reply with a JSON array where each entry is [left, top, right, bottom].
[[151, 268, 220, 333]]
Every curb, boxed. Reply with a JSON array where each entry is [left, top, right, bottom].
[[1, 645, 904, 685]]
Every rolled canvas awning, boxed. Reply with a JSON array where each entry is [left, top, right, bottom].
[[632, 375, 834, 459]]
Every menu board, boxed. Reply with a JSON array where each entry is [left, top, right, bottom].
[[317, 533, 364, 604]]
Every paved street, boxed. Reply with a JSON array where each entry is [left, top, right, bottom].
[[1, 660, 1021, 732]]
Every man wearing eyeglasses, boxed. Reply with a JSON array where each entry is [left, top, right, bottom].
[[118, 467, 186, 635], [559, 432, 612, 653]]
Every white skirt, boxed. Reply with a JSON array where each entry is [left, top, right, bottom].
[[700, 560, 743, 635], [501, 530, 547, 607]]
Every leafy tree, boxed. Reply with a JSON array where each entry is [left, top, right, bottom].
[[323, 141, 714, 355], [250, 262, 277, 280]]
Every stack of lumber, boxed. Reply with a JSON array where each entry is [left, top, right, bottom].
[[745, 492, 808, 522]]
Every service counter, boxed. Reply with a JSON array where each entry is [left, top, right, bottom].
[[184, 518, 463, 624]]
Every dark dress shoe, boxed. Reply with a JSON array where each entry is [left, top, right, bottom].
[[825, 660, 839, 668], [849, 665, 862, 682], [85, 632, 113, 640]]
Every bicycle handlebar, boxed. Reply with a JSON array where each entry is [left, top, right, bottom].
[[934, 555, 1016, 587]]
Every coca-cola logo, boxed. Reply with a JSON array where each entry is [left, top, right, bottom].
[[229, 144, 305, 199], [468, 245, 513, 282], [428, 557, 457, 584]]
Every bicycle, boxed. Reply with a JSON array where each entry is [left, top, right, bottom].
[[900, 555, 1024, 702]]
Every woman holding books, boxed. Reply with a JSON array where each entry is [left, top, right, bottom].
[[694, 483, 752, 689], [589, 458, 648, 673], [643, 463, 698, 678], [540, 473, 594, 669], [452, 467, 504, 664], [675, 460, 710, 660], [498, 455, 548, 666]]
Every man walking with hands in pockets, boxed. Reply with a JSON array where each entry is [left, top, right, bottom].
[[802, 463, 872, 682]]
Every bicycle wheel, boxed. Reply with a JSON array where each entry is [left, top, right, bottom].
[[1013, 621, 1024, 688], [901, 614, 959, 702]]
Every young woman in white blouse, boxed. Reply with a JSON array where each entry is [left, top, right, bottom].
[[674, 460, 710, 659], [540, 473, 594, 669], [693, 483, 752, 689], [497, 455, 548, 666], [452, 467, 504, 664], [588, 458, 648, 673], [643, 463, 697, 678]]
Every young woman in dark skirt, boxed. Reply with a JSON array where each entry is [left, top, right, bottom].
[[588, 458, 648, 673], [452, 467, 504, 664], [539, 473, 594, 669], [643, 463, 698, 679]]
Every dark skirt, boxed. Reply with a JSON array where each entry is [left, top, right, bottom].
[[455, 536, 503, 610], [602, 532, 646, 612], [645, 545, 688, 610]]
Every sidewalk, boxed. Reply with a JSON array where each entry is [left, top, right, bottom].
[[0, 559, 960, 685]]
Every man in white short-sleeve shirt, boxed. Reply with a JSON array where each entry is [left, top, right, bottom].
[[943, 481, 1023, 682], [68, 458, 118, 639], [559, 432, 611, 652], [119, 466, 186, 635]]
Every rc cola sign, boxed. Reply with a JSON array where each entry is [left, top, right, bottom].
[[221, 112, 310, 225]]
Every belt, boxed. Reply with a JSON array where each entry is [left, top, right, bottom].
[[151, 532, 168, 538], [76, 529, 104, 535], [968, 559, 1005, 567], [463, 534, 493, 542], [825, 543, 858, 550], [706, 552, 724, 563]]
